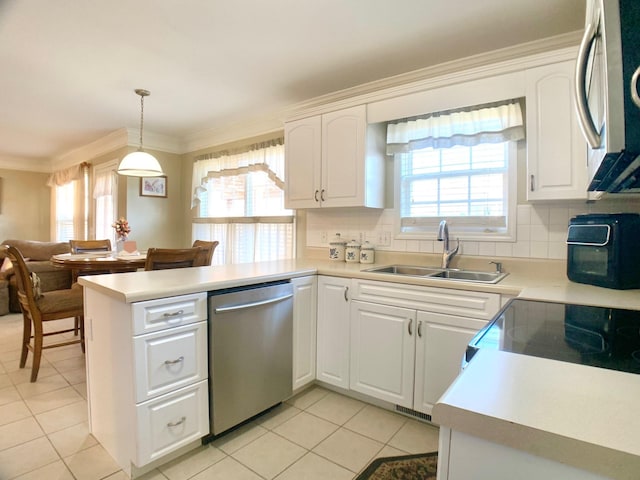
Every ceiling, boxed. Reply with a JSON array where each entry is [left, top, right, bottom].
[[0, 0, 585, 170]]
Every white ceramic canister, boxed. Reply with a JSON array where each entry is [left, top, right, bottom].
[[345, 239, 361, 263], [329, 233, 347, 261], [359, 241, 375, 264]]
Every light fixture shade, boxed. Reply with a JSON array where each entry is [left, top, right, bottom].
[[117, 151, 163, 177]]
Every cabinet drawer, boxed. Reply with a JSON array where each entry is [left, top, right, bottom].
[[134, 380, 209, 467], [133, 321, 207, 403], [352, 279, 500, 320], [132, 292, 207, 335]]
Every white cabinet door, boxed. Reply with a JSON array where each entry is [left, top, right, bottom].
[[350, 300, 416, 407], [526, 60, 588, 200], [285, 115, 322, 209], [414, 311, 487, 415], [321, 105, 367, 207], [292, 276, 317, 390], [284, 105, 385, 209], [316, 276, 351, 388]]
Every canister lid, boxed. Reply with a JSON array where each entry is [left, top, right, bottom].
[[361, 241, 374, 250], [346, 239, 361, 248], [330, 233, 346, 245]]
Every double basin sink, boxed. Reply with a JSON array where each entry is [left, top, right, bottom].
[[363, 264, 508, 284]]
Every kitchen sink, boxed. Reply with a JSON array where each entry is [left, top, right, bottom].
[[429, 269, 507, 283], [363, 264, 508, 284], [364, 265, 443, 276]]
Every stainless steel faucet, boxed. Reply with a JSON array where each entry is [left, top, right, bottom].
[[437, 220, 459, 269]]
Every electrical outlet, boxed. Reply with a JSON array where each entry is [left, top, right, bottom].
[[320, 231, 328, 243], [376, 231, 391, 246]]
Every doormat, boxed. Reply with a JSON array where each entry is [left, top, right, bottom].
[[356, 452, 438, 480]]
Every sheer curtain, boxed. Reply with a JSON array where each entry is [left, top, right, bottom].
[[93, 164, 117, 246], [386, 100, 525, 153], [48, 163, 89, 241], [191, 138, 293, 265]]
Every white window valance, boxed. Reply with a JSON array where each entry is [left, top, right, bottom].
[[47, 163, 87, 187], [386, 100, 525, 154], [191, 138, 284, 208]]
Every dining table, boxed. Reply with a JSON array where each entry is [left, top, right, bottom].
[[51, 251, 147, 277]]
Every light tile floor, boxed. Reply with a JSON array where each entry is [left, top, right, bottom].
[[0, 313, 439, 479]]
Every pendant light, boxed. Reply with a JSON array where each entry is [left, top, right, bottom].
[[117, 89, 164, 177]]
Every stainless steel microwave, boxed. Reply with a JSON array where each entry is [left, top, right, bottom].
[[566, 213, 640, 289], [575, 0, 640, 193]]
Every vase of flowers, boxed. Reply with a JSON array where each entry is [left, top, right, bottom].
[[112, 217, 131, 251]]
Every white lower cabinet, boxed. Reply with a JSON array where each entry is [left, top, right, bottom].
[[349, 279, 499, 416], [292, 275, 317, 390], [135, 380, 209, 466], [413, 312, 488, 414], [85, 290, 209, 477], [350, 301, 416, 406], [316, 275, 351, 389]]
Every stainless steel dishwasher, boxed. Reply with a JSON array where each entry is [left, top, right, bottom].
[[207, 280, 293, 436]]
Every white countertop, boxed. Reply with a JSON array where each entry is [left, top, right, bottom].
[[432, 349, 640, 479], [78, 257, 640, 310]]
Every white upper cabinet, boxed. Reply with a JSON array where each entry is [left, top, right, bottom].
[[526, 59, 589, 200], [285, 105, 385, 209]]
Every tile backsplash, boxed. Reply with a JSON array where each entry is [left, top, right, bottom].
[[305, 199, 640, 260]]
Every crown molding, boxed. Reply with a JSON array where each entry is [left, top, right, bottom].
[[129, 129, 183, 155], [181, 114, 285, 155], [52, 128, 130, 170], [283, 31, 583, 121]]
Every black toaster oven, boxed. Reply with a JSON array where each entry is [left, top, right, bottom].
[[566, 213, 640, 289]]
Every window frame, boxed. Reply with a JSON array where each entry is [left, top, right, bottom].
[[393, 141, 518, 242]]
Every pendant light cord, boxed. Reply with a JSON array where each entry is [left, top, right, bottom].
[[138, 94, 145, 151]]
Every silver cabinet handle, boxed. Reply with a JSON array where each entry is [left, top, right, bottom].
[[631, 66, 640, 108], [167, 416, 186, 427], [417, 320, 422, 338], [530, 174, 535, 192], [344, 286, 349, 302], [321, 189, 326, 201], [214, 293, 293, 314], [163, 310, 184, 318], [575, 21, 601, 148], [164, 356, 184, 365], [314, 189, 319, 202], [408, 318, 413, 336]]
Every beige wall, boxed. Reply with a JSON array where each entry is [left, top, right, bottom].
[[122, 148, 189, 251], [0, 169, 51, 242]]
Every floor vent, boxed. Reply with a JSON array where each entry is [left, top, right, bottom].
[[395, 405, 432, 422]]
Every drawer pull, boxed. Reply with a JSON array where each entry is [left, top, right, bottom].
[[164, 356, 184, 366], [167, 416, 186, 427], [162, 310, 184, 318]]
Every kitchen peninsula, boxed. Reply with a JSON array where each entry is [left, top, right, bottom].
[[78, 257, 640, 478]]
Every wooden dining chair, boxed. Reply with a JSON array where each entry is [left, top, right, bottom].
[[69, 239, 112, 253], [68, 239, 113, 334], [144, 247, 201, 271], [192, 240, 219, 266], [6, 245, 85, 382]]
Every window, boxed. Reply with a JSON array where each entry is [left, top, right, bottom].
[[50, 163, 89, 242], [55, 182, 76, 241], [192, 139, 294, 265], [388, 100, 523, 241]]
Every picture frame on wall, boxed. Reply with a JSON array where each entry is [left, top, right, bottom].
[[140, 176, 167, 198]]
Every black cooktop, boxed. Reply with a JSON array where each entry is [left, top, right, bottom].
[[466, 298, 640, 374]]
